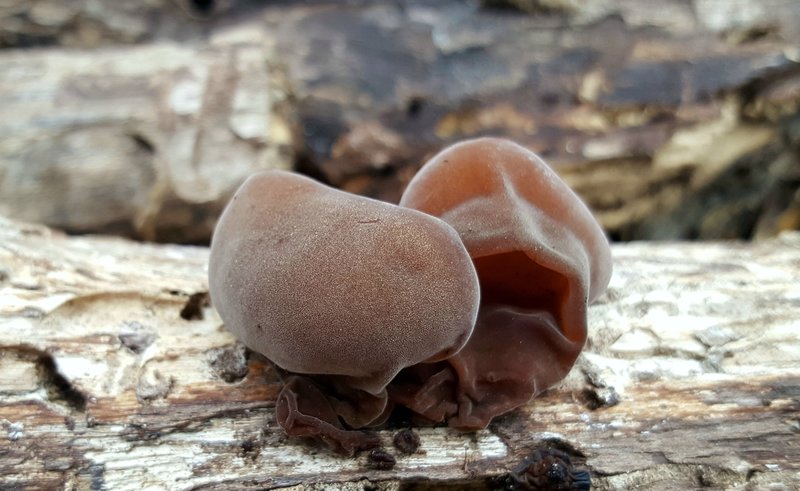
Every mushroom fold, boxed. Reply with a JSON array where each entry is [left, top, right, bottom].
[[397, 137, 613, 429]]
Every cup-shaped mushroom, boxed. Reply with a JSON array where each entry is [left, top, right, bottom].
[[397, 137, 612, 428], [208, 170, 480, 450]]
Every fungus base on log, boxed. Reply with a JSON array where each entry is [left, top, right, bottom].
[[209, 139, 611, 453], [208, 170, 479, 454]]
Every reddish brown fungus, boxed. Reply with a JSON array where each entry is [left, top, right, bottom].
[[366, 449, 397, 470], [209, 138, 611, 453], [392, 428, 421, 454], [208, 170, 479, 453], [396, 137, 612, 429], [509, 448, 591, 490]]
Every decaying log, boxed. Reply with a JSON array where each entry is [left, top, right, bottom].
[[0, 38, 293, 243], [263, 0, 800, 240], [0, 0, 265, 47], [1, 0, 799, 243], [1, 215, 798, 490]]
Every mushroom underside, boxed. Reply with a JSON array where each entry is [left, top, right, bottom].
[[389, 250, 581, 429], [277, 250, 583, 451]]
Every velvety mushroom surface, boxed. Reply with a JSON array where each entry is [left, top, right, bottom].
[[208, 170, 479, 453], [397, 137, 613, 429], [209, 139, 612, 453]]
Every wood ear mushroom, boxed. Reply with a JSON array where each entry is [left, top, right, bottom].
[[208, 170, 479, 454], [396, 137, 612, 428], [208, 138, 612, 453]]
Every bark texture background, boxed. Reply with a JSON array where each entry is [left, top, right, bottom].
[[0, 37, 294, 242], [1, 216, 798, 490], [1, 0, 799, 242], [2, 2, 800, 490]]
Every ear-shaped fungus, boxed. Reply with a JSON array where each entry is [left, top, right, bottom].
[[208, 170, 480, 453], [395, 137, 612, 429]]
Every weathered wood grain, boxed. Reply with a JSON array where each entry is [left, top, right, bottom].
[[1, 216, 798, 490], [2, 1, 799, 243], [0, 39, 293, 243], [0, 0, 267, 47], [262, 0, 800, 243]]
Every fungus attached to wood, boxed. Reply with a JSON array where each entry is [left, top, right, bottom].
[[395, 137, 612, 429], [208, 138, 611, 454], [208, 170, 480, 454]]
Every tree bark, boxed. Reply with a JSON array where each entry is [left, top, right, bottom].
[[1, 216, 798, 490], [0, 0, 264, 47], [0, 38, 293, 243], [1, 1, 799, 243], [262, 0, 800, 241]]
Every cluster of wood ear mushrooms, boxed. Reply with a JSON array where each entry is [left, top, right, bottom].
[[209, 137, 612, 455]]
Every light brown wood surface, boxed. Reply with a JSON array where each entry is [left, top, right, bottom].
[[1, 216, 798, 490]]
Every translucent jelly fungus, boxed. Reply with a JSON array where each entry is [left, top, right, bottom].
[[396, 137, 612, 429], [209, 138, 612, 454]]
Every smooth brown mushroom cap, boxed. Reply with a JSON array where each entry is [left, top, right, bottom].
[[397, 137, 612, 428], [208, 170, 480, 395]]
